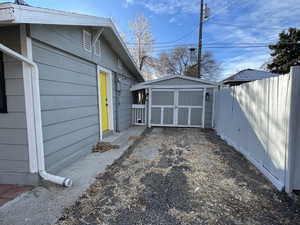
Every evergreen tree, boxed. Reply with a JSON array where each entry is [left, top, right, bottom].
[[267, 28, 300, 74]]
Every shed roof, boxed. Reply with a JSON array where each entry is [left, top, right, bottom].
[[0, 3, 144, 81], [222, 69, 279, 84], [131, 75, 217, 91]]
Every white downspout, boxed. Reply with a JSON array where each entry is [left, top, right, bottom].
[[0, 43, 72, 187]]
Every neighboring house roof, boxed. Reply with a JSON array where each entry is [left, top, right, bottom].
[[0, 3, 144, 81], [131, 75, 217, 91], [222, 69, 279, 84]]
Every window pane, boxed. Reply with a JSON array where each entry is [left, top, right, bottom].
[[152, 91, 174, 106]]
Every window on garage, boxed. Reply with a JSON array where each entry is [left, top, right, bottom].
[[0, 51, 7, 113]]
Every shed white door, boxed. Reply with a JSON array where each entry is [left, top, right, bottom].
[[150, 89, 205, 127]]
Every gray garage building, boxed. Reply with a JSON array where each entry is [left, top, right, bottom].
[[131, 75, 217, 128]]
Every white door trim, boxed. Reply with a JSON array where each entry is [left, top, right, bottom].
[[97, 65, 114, 140]]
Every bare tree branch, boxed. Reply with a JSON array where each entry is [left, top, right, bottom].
[[129, 14, 155, 79], [152, 46, 219, 79]]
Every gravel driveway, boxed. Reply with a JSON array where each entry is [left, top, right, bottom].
[[56, 128, 300, 225]]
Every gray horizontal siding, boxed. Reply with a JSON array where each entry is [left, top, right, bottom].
[[0, 160, 29, 173], [30, 24, 133, 78], [116, 75, 136, 131], [6, 96, 26, 112], [39, 80, 97, 96], [46, 135, 97, 172], [5, 78, 24, 95], [40, 96, 98, 110], [32, 42, 96, 76], [38, 63, 97, 86], [0, 129, 28, 145], [0, 113, 27, 129], [44, 125, 99, 156], [43, 115, 98, 141], [0, 144, 28, 160], [3, 61, 23, 77], [32, 40, 100, 172], [0, 172, 38, 185], [41, 106, 98, 126], [0, 26, 31, 184]]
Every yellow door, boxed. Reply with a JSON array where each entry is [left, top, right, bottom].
[[99, 72, 109, 131]]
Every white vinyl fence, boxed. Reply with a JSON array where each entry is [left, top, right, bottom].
[[214, 66, 300, 192]]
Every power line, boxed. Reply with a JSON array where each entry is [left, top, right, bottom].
[[144, 41, 299, 55], [207, 21, 289, 31], [132, 41, 300, 49], [147, 44, 281, 54], [136, 42, 299, 51], [126, 27, 197, 46], [149, 47, 267, 54]]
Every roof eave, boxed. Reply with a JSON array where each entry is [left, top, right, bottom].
[[0, 6, 15, 23], [136, 75, 216, 86], [130, 84, 217, 91]]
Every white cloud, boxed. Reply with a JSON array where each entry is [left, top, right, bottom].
[[221, 53, 270, 77], [123, 0, 135, 8], [125, 0, 200, 14]]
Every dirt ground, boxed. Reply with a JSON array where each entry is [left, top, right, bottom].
[[56, 128, 300, 225]]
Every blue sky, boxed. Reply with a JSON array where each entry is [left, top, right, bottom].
[[2, 0, 300, 79]]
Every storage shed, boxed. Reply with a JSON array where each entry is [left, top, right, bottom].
[[131, 75, 217, 128]]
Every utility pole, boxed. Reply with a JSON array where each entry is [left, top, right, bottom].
[[198, 0, 204, 78]]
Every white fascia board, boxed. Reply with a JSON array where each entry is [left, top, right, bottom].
[[137, 75, 216, 86], [131, 84, 216, 91], [149, 85, 216, 89], [175, 75, 217, 85], [0, 4, 110, 26], [136, 75, 179, 86], [130, 85, 148, 91], [0, 7, 15, 22], [10, 4, 111, 26]]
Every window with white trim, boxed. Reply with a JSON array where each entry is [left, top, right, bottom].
[[83, 30, 92, 52], [0, 52, 7, 113], [94, 39, 101, 57]]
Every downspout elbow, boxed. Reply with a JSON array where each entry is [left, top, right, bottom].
[[39, 171, 73, 187]]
